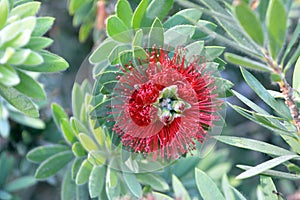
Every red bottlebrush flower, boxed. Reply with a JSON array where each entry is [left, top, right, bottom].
[[112, 48, 220, 160]]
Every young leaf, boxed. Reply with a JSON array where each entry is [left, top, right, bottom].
[[148, 18, 164, 48], [235, 3, 264, 45], [35, 151, 74, 179], [164, 8, 202, 29], [14, 70, 46, 99], [106, 15, 132, 43], [132, 0, 148, 29], [0, 65, 20, 86], [236, 155, 299, 179], [266, 0, 287, 59], [195, 168, 226, 200], [10, 2, 40, 18], [27, 144, 69, 163], [0, 0, 9, 30], [0, 86, 39, 117], [72, 157, 85, 180], [78, 133, 98, 151], [61, 118, 76, 144], [172, 175, 191, 200], [293, 56, 300, 92], [116, 0, 133, 28], [214, 136, 295, 157], [89, 165, 106, 198], [225, 53, 271, 72], [123, 172, 142, 198], [25, 37, 53, 51], [72, 142, 86, 157], [76, 159, 93, 185]]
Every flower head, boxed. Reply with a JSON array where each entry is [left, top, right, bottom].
[[111, 48, 220, 160]]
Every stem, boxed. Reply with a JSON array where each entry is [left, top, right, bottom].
[[265, 52, 300, 134]]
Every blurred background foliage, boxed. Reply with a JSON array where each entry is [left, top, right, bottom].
[[0, 0, 300, 199]]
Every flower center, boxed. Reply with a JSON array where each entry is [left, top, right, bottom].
[[154, 85, 191, 125]]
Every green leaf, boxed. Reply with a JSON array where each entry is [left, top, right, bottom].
[[136, 173, 169, 192], [238, 165, 300, 180], [266, 0, 287, 59], [282, 22, 300, 64], [61, 119, 76, 144], [173, 156, 200, 178], [24, 37, 53, 51], [0, 65, 20, 86], [0, 190, 12, 200], [22, 51, 44, 66], [5, 29, 32, 48], [164, 25, 195, 47], [89, 39, 118, 64], [0, 20, 22, 45], [35, 151, 74, 179], [204, 46, 225, 61], [89, 165, 106, 198], [10, 2, 40, 18], [78, 133, 98, 152], [230, 186, 247, 200], [172, 175, 191, 200], [221, 175, 234, 200], [241, 67, 291, 120], [123, 172, 142, 198], [260, 176, 278, 200], [142, 0, 174, 27], [69, 0, 84, 15], [106, 168, 120, 200], [14, 70, 46, 99], [293, 56, 300, 92], [18, 51, 69, 72], [132, 29, 143, 46], [76, 159, 93, 185], [61, 170, 76, 200], [164, 8, 202, 29], [5, 49, 29, 65], [27, 144, 69, 163], [79, 21, 93, 43], [72, 142, 86, 157], [32, 17, 55, 37], [152, 192, 173, 200], [76, 184, 89, 200], [5, 176, 36, 192], [51, 103, 68, 131], [148, 18, 164, 48], [236, 155, 299, 179], [71, 83, 84, 119], [215, 136, 295, 157], [0, 153, 15, 186], [106, 15, 132, 43], [116, 0, 132, 28], [72, 157, 85, 180], [0, 86, 38, 117], [195, 168, 225, 200], [185, 41, 204, 61], [132, 0, 148, 29], [0, 0, 9, 30], [225, 53, 271, 72], [9, 111, 45, 129], [235, 3, 264, 45]]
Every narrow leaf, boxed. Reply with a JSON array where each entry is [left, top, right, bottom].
[[266, 0, 287, 59], [35, 151, 74, 179], [195, 168, 225, 200], [0, 0, 9, 29], [221, 175, 234, 200], [61, 170, 76, 200], [27, 144, 69, 163], [235, 3, 264, 45], [215, 136, 295, 157], [136, 173, 169, 192], [51, 103, 68, 130], [131, 0, 148, 29], [5, 176, 36, 192], [76, 159, 93, 185], [293, 56, 300, 92], [172, 175, 191, 200], [260, 176, 278, 200], [225, 53, 271, 72], [236, 155, 299, 179]]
